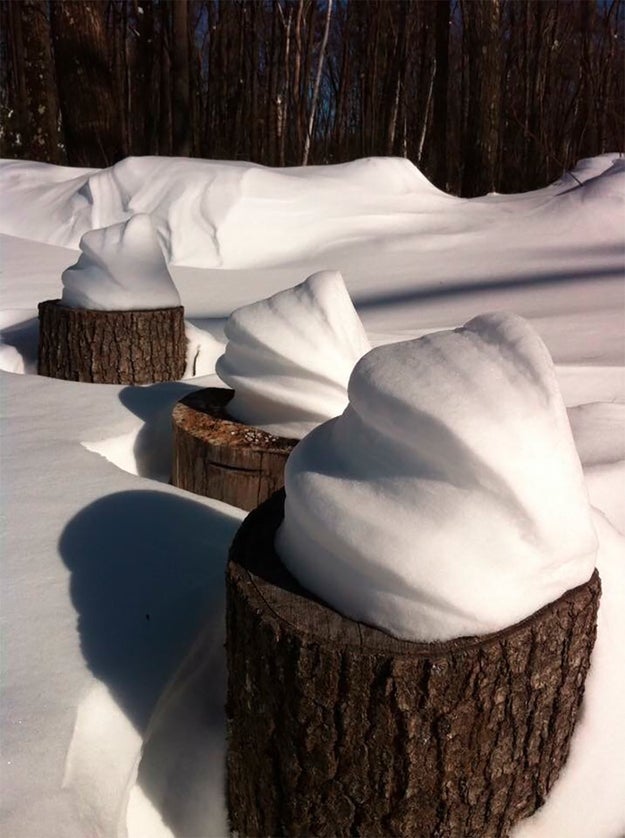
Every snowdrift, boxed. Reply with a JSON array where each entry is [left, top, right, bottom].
[[0, 152, 624, 838], [1, 153, 623, 269]]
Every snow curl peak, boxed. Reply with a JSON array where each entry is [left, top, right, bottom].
[[216, 270, 371, 439], [276, 312, 598, 642], [61, 214, 181, 311]]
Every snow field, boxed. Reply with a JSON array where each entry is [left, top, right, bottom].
[[0, 154, 623, 837]]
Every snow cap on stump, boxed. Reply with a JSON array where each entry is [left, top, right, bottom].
[[216, 269, 371, 438], [61, 214, 181, 311], [276, 311, 598, 642]]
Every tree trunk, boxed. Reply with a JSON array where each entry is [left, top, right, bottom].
[[158, 1, 172, 155], [13, 0, 61, 163], [50, 0, 125, 167], [302, 0, 333, 165], [227, 490, 600, 838], [172, 0, 191, 156], [461, 0, 502, 196], [433, 0, 450, 189], [38, 299, 186, 385], [171, 388, 296, 510]]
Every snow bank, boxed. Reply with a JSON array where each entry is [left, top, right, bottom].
[[61, 214, 181, 311], [0, 156, 450, 268], [276, 312, 597, 642], [2, 154, 623, 273], [216, 270, 371, 438]]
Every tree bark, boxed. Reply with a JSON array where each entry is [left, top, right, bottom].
[[50, 0, 125, 167], [433, 0, 450, 189], [171, 388, 296, 510], [172, 0, 191, 156], [461, 0, 502, 196], [227, 490, 600, 838], [12, 0, 61, 163], [38, 299, 186, 385]]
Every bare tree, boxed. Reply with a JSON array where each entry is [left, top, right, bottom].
[[461, 0, 502, 196], [172, 0, 191, 155], [50, 1, 124, 167], [302, 0, 333, 164]]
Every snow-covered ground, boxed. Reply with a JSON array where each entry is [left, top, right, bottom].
[[0, 154, 624, 837]]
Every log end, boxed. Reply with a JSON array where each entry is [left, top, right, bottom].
[[171, 388, 298, 509]]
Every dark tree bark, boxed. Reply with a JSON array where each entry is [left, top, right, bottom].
[[136, 0, 158, 154], [172, 0, 191, 156], [10, 1, 60, 163], [433, 0, 450, 188], [172, 388, 296, 510], [227, 491, 600, 838], [38, 300, 186, 385], [50, 0, 125, 167], [461, 0, 502, 196], [4, 0, 29, 158], [158, 2, 173, 155]]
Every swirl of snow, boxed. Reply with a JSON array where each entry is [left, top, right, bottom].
[[216, 270, 371, 439], [276, 312, 598, 642], [61, 214, 181, 311]]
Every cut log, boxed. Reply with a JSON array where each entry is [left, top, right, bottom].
[[172, 388, 297, 510], [226, 490, 601, 838], [37, 299, 186, 384]]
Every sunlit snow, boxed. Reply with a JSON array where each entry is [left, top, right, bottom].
[[61, 214, 181, 311], [0, 155, 623, 838], [277, 313, 598, 642], [216, 269, 370, 438]]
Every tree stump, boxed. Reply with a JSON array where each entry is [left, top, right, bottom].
[[226, 490, 601, 838], [171, 388, 297, 510], [37, 299, 186, 384]]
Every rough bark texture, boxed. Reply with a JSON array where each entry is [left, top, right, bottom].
[[172, 389, 297, 510], [50, 0, 125, 167], [38, 299, 186, 385], [227, 490, 600, 838], [462, 0, 502, 196], [11, 0, 61, 163]]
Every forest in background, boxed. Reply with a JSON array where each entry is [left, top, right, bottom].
[[1, 0, 623, 196]]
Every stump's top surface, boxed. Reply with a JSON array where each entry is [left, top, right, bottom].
[[173, 388, 298, 453], [229, 489, 601, 658], [39, 298, 185, 317]]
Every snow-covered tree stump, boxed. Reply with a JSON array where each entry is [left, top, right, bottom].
[[37, 299, 186, 384], [172, 388, 297, 510], [226, 490, 601, 838]]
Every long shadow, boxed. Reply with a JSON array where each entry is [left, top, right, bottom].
[[354, 264, 624, 311], [59, 489, 242, 733], [118, 382, 201, 480]]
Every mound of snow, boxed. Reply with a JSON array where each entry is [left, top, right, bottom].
[[61, 214, 181, 311], [216, 270, 371, 438], [276, 312, 597, 642], [0, 156, 452, 268], [2, 154, 623, 271]]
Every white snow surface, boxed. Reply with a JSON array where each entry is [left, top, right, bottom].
[[216, 270, 371, 438], [61, 214, 181, 311], [276, 313, 598, 642], [0, 153, 624, 838]]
